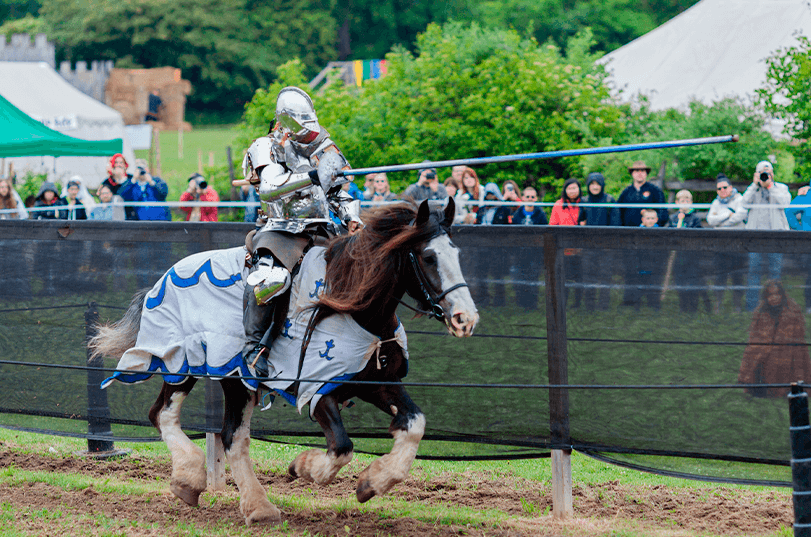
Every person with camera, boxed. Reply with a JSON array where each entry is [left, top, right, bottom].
[[403, 165, 448, 202], [118, 159, 170, 221], [741, 160, 791, 311], [180, 172, 219, 222]]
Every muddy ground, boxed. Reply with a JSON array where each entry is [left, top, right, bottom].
[[0, 449, 792, 536]]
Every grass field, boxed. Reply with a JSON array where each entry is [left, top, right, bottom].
[[134, 127, 242, 200]]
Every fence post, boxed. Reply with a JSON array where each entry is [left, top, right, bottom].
[[790, 383, 811, 536], [84, 302, 114, 453], [544, 232, 572, 519], [205, 379, 226, 490]]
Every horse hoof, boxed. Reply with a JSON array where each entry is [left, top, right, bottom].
[[356, 476, 376, 503], [245, 505, 282, 527], [170, 482, 202, 507]]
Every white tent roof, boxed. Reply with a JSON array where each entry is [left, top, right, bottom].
[[601, 0, 811, 119], [0, 61, 134, 188]]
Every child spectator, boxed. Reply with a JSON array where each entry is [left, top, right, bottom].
[[475, 182, 511, 225], [666, 190, 710, 313], [550, 178, 586, 226], [0, 178, 28, 219], [33, 182, 66, 219], [640, 208, 659, 228], [62, 179, 87, 220]]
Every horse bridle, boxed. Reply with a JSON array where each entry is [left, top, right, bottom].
[[399, 249, 469, 321]]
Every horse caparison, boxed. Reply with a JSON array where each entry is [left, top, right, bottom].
[[89, 199, 478, 527]]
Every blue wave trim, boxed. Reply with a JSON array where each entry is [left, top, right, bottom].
[[146, 259, 242, 310], [316, 372, 357, 397], [101, 353, 261, 390]]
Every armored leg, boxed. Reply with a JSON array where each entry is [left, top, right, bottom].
[[243, 254, 291, 378]]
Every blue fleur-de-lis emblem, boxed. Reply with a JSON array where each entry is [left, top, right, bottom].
[[319, 339, 335, 360], [309, 278, 325, 298], [280, 318, 293, 339]]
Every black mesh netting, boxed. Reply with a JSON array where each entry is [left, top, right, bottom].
[[1, 220, 808, 484]]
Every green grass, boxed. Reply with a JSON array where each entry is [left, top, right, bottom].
[[134, 127, 241, 200]]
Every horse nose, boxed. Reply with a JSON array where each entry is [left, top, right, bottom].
[[450, 310, 478, 337]]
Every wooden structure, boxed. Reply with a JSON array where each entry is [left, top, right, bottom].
[[105, 67, 192, 131]]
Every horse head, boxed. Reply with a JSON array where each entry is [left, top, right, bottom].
[[408, 198, 479, 337]]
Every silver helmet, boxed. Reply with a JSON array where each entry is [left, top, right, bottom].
[[274, 86, 320, 143]]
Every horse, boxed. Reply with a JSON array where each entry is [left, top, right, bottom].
[[89, 198, 478, 526]]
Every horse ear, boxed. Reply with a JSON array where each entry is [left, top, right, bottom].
[[416, 200, 431, 226], [443, 197, 455, 227]]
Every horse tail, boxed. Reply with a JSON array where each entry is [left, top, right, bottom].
[[88, 288, 148, 361]]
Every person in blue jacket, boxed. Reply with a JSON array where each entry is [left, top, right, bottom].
[[787, 181, 811, 312], [117, 160, 170, 221]]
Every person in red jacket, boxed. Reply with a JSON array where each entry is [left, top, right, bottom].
[[549, 178, 586, 226], [180, 173, 219, 221], [549, 178, 585, 308]]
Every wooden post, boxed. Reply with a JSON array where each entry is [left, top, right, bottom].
[[178, 128, 184, 159], [154, 128, 162, 178], [205, 380, 226, 491], [198, 149, 203, 174], [544, 232, 573, 519], [208, 151, 214, 167]]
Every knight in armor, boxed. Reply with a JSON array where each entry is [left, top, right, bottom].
[[240, 86, 361, 377]]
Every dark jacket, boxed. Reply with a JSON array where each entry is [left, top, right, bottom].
[[582, 173, 621, 226], [60, 198, 87, 220], [118, 176, 170, 221], [511, 206, 548, 225], [33, 182, 67, 219], [667, 210, 702, 228], [617, 181, 667, 227], [475, 183, 512, 225]]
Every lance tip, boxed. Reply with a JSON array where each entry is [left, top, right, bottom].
[[732, 134, 739, 142]]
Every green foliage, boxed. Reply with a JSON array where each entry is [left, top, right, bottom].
[[582, 98, 781, 198], [38, 0, 336, 111], [0, 12, 46, 37], [14, 171, 46, 204], [241, 23, 623, 198], [0, 0, 40, 26], [758, 35, 811, 179]]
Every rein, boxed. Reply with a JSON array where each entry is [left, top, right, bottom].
[[399, 250, 468, 321]]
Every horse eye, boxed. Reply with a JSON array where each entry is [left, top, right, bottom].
[[424, 254, 437, 266]]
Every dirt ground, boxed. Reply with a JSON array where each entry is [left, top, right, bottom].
[[0, 449, 792, 536]]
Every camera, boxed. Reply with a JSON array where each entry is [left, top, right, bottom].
[[759, 172, 770, 182], [197, 179, 208, 190], [137, 166, 147, 176], [425, 171, 436, 180]]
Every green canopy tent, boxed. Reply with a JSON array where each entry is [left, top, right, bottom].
[[0, 93, 122, 158]]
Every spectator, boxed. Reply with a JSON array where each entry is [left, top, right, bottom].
[[581, 172, 619, 310], [403, 165, 448, 202], [549, 178, 586, 226], [455, 167, 484, 224], [60, 175, 96, 215], [624, 208, 666, 310], [61, 179, 87, 220], [475, 182, 511, 225], [102, 153, 132, 196], [511, 186, 547, 310], [665, 190, 711, 313], [0, 178, 28, 219], [550, 178, 586, 308], [180, 173, 219, 222], [242, 183, 260, 224], [32, 182, 66, 219], [738, 280, 811, 398], [582, 172, 620, 226], [741, 160, 791, 311], [443, 177, 460, 198], [342, 180, 364, 201], [89, 184, 125, 221], [511, 186, 548, 225], [364, 173, 398, 202], [707, 173, 747, 313], [145, 89, 163, 122], [787, 179, 811, 313], [118, 160, 170, 221], [617, 161, 667, 227]]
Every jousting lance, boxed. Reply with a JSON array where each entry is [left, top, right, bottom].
[[337, 134, 739, 177]]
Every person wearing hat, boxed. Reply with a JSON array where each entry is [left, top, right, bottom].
[[403, 163, 448, 202], [617, 161, 667, 227], [180, 172, 220, 222], [741, 160, 791, 311]]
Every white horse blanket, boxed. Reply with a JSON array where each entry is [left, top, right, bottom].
[[102, 245, 408, 416]]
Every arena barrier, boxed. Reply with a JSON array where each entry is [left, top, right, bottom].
[[1, 219, 810, 488]]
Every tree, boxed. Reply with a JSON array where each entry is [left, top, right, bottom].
[[39, 0, 336, 112], [758, 35, 811, 179], [240, 23, 624, 196]]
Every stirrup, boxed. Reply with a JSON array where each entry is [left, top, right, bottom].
[[245, 344, 269, 378]]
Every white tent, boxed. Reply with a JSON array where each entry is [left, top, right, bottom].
[[601, 0, 811, 130], [0, 61, 135, 187]]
